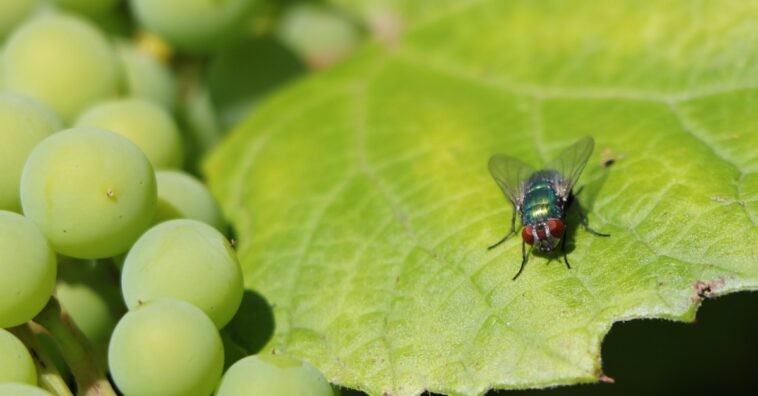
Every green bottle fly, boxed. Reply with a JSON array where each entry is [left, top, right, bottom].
[[488, 137, 610, 280]]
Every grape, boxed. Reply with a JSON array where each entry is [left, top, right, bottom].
[[129, 0, 257, 53], [276, 3, 360, 68], [182, 80, 222, 166], [108, 299, 223, 396], [155, 170, 225, 231], [2, 14, 121, 123], [0, 384, 52, 396], [50, 0, 119, 16], [76, 98, 184, 169], [20, 127, 156, 259], [121, 219, 243, 328], [216, 354, 334, 396], [0, 0, 36, 39], [117, 43, 177, 111], [56, 258, 125, 367], [0, 211, 56, 328], [0, 93, 63, 213], [0, 328, 36, 385]]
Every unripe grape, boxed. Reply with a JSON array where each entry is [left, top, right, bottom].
[[56, 258, 125, 367], [216, 354, 334, 396], [76, 98, 184, 169], [50, 0, 119, 16], [2, 14, 121, 123], [108, 299, 223, 396], [129, 0, 257, 53], [155, 170, 224, 231], [0, 384, 52, 396], [0, 211, 56, 328], [117, 43, 177, 111], [0, 93, 63, 212], [276, 3, 360, 68], [0, 328, 36, 385], [122, 219, 242, 328], [20, 127, 156, 259]]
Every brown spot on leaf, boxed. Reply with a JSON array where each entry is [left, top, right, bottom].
[[693, 278, 725, 300], [370, 9, 403, 46], [600, 148, 622, 168], [593, 366, 615, 383]]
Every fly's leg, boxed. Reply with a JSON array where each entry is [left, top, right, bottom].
[[573, 196, 610, 237], [488, 204, 518, 250], [561, 233, 571, 269], [512, 239, 529, 280]]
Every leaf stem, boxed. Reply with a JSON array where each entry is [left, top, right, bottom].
[[33, 297, 117, 396], [8, 323, 73, 396]]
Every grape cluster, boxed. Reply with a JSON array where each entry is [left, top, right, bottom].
[[0, 0, 358, 394]]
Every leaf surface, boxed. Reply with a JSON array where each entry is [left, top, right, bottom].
[[206, 1, 758, 395]]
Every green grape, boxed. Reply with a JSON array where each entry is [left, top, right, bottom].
[[155, 170, 225, 231], [0, 211, 56, 328], [0, 93, 63, 212], [2, 14, 121, 123], [129, 0, 257, 53], [0, 384, 52, 396], [76, 98, 184, 169], [0, 328, 36, 385], [56, 258, 125, 368], [0, 0, 37, 39], [117, 43, 177, 111], [276, 3, 361, 68], [216, 354, 334, 396], [182, 80, 222, 170], [121, 219, 242, 328], [108, 299, 223, 396], [20, 127, 156, 259], [50, 0, 119, 16]]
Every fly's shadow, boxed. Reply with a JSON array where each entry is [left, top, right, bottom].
[[544, 166, 611, 262]]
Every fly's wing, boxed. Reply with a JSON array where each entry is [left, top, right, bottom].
[[488, 154, 535, 206], [544, 137, 594, 198]]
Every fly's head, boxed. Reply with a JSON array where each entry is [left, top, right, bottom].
[[522, 219, 565, 252]]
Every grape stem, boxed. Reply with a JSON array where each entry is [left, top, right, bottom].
[[9, 323, 74, 396], [33, 297, 117, 396]]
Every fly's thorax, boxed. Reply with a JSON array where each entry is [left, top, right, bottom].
[[522, 219, 565, 252], [521, 175, 564, 225]]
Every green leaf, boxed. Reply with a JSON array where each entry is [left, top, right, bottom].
[[206, 1, 758, 395]]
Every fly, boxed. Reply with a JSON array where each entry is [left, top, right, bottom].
[[488, 137, 609, 280]]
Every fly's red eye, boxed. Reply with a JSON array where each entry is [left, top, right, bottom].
[[522, 225, 534, 244], [547, 219, 565, 237]]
